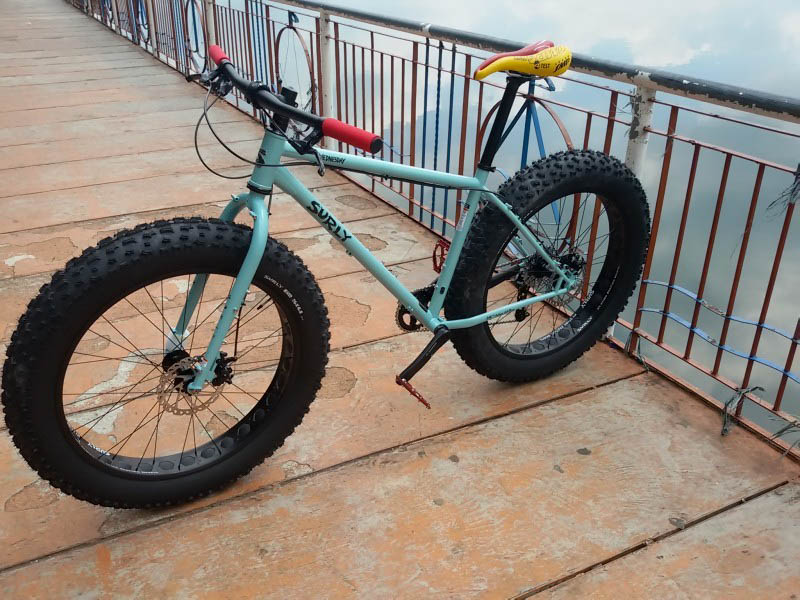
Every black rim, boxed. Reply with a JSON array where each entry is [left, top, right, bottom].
[[276, 25, 317, 135], [59, 271, 296, 479], [484, 191, 624, 358]]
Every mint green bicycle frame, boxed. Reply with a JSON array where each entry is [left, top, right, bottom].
[[181, 129, 577, 391]]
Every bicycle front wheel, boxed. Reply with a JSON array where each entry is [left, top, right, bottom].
[[2, 218, 329, 508]]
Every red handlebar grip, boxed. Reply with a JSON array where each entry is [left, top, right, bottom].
[[322, 118, 382, 154], [209, 45, 230, 66]]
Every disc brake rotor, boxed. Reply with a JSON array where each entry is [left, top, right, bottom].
[[156, 357, 224, 416]]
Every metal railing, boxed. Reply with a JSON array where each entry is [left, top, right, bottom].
[[69, 0, 800, 457]]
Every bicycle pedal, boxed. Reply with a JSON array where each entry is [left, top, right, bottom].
[[396, 376, 431, 409], [394, 326, 450, 410]]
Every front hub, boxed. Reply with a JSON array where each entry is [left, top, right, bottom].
[[156, 350, 236, 416]]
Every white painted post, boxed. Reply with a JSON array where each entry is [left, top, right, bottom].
[[318, 9, 336, 147], [624, 86, 657, 178], [145, 0, 157, 53], [204, 0, 217, 47], [606, 86, 656, 342], [110, 0, 121, 34]]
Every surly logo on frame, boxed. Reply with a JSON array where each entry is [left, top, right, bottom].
[[320, 153, 346, 165], [309, 200, 352, 243]]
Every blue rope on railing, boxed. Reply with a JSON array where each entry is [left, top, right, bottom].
[[430, 41, 443, 230], [643, 280, 799, 342], [639, 307, 799, 384], [639, 279, 799, 384], [190, 0, 199, 51], [248, 1, 264, 84], [419, 39, 430, 222], [171, 0, 186, 70], [442, 43, 456, 236], [520, 80, 534, 169]]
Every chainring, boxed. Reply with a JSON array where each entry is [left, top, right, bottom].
[[395, 283, 436, 332]]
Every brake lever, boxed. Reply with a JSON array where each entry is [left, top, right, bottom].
[[211, 77, 233, 98], [295, 130, 326, 176], [186, 68, 220, 84], [188, 68, 233, 98], [311, 148, 325, 177]]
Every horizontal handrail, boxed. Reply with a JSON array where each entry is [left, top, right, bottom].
[[265, 0, 800, 123]]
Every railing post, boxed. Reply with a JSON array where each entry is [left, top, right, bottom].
[[110, 0, 121, 34], [204, 0, 216, 46], [318, 9, 336, 147], [145, 0, 157, 54], [624, 86, 656, 177]]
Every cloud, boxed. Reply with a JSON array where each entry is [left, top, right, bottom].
[[336, 0, 750, 68], [493, 0, 723, 67], [778, 11, 800, 51]]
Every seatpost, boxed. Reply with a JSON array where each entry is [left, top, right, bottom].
[[477, 76, 527, 170]]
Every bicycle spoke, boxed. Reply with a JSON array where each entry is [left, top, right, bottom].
[[193, 406, 223, 452], [122, 295, 166, 341], [140, 281, 168, 355], [74, 378, 160, 435], [108, 400, 162, 460], [222, 297, 275, 341], [218, 391, 248, 419], [232, 327, 283, 362], [58, 261, 300, 481], [226, 382, 263, 405], [70, 350, 158, 366], [88, 326, 158, 367], [99, 316, 160, 367], [178, 396, 195, 469], [136, 397, 166, 470], [63, 372, 162, 404], [73, 365, 159, 429]]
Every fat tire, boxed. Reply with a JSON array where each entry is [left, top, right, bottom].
[[444, 150, 650, 382], [2, 217, 330, 508]]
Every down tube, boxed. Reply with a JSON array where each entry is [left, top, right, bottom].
[[273, 168, 440, 331]]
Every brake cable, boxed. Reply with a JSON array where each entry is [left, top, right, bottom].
[[194, 82, 318, 180]]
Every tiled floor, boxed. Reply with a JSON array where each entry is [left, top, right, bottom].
[[0, 1, 798, 598]]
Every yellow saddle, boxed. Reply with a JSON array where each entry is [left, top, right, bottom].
[[473, 41, 571, 80]]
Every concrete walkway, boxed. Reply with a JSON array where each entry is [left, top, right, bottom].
[[0, 1, 798, 598]]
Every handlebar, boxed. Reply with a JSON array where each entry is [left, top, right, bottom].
[[208, 45, 383, 155]]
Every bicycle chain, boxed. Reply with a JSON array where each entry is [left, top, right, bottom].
[[395, 283, 436, 332]]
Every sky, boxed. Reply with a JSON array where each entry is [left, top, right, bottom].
[[333, 0, 800, 96]]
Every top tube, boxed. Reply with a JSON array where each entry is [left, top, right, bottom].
[[281, 141, 487, 191]]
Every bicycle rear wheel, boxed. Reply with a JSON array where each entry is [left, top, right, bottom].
[[2, 218, 329, 508], [445, 150, 650, 382]]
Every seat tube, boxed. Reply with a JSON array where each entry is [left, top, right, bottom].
[[187, 131, 284, 391], [427, 170, 490, 316]]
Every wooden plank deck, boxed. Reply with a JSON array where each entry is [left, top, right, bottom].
[[0, 1, 798, 598]]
